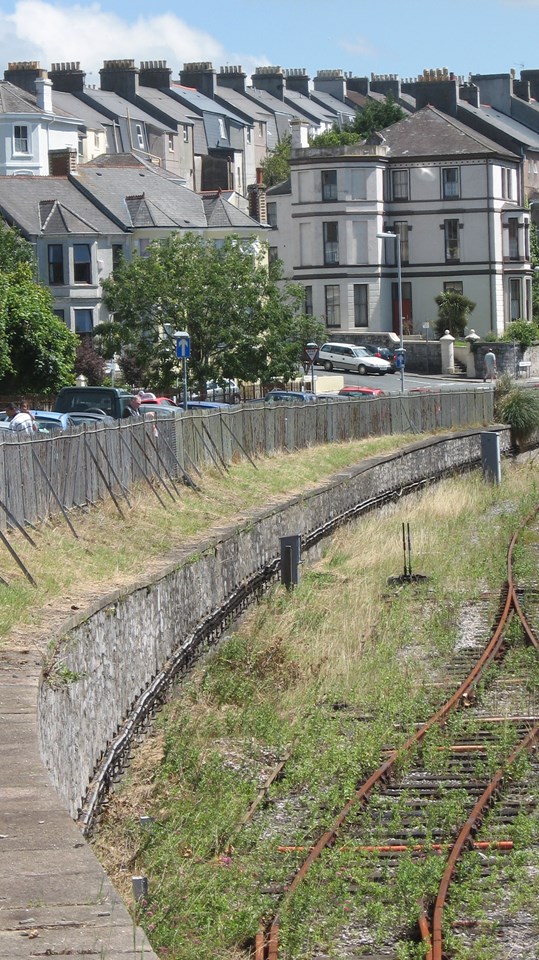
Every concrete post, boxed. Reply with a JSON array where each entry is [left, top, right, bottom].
[[440, 330, 456, 375]]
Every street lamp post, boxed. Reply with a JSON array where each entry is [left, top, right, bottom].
[[377, 231, 404, 393]]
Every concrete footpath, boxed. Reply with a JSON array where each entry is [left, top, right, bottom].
[[0, 643, 157, 959]]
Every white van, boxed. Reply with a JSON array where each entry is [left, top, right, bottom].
[[317, 342, 391, 376]]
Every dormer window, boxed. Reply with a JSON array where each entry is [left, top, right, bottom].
[[13, 125, 29, 154], [218, 118, 228, 140], [135, 124, 145, 150]]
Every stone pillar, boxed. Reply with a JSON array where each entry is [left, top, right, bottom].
[[464, 328, 480, 378], [440, 330, 455, 375]]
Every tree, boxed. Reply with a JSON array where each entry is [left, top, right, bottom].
[[260, 135, 292, 187], [99, 233, 325, 393], [0, 262, 77, 395], [310, 94, 406, 148], [0, 220, 77, 395], [74, 339, 106, 386], [434, 290, 476, 338]]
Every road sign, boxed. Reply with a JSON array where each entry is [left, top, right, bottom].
[[305, 343, 318, 363], [175, 333, 190, 360]]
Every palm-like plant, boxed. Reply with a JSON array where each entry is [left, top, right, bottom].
[[495, 384, 539, 449]]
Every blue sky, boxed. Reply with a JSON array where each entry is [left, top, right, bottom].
[[0, 0, 538, 86]]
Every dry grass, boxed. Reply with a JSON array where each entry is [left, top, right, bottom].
[[0, 434, 412, 656]]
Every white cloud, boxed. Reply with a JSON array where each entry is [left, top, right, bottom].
[[338, 35, 379, 59], [0, 1, 231, 79]]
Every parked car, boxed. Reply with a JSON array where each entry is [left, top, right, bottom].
[[361, 344, 398, 372], [317, 343, 391, 376], [264, 390, 318, 403], [184, 400, 230, 411], [31, 410, 78, 433], [137, 396, 178, 407], [338, 386, 386, 399], [192, 379, 241, 404], [54, 386, 135, 419]]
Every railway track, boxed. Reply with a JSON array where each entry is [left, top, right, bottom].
[[253, 506, 539, 960]]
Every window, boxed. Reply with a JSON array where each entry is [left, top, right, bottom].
[[442, 167, 460, 199], [304, 286, 313, 316], [393, 222, 409, 263], [112, 244, 124, 271], [13, 125, 28, 153], [526, 277, 532, 320], [325, 285, 340, 327], [183, 125, 189, 143], [508, 218, 519, 259], [507, 169, 513, 200], [322, 169, 337, 201], [246, 127, 252, 144], [53, 309, 65, 323], [444, 281, 463, 294], [48, 245, 64, 285], [73, 244, 92, 283], [391, 168, 409, 200], [444, 219, 460, 261], [323, 222, 339, 264], [269, 246, 278, 263], [135, 124, 145, 149], [218, 118, 228, 140], [77, 135, 84, 158], [168, 134, 174, 153], [74, 309, 94, 334], [258, 121, 264, 139], [267, 202, 277, 228], [510, 278, 522, 320], [139, 238, 151, 256], [353, 284, 368, 327]]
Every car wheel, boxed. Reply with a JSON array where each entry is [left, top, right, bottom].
[[357, 364, 367, 376], [323, 360, 333, 371], [378, 371, 386, 376]]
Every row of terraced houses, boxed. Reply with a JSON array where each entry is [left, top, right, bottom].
[[2, 59, 539, 339]]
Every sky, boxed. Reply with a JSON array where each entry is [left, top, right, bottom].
[[0, 0, 538, 88]]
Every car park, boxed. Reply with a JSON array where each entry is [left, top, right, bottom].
[[264, 390, 318, 403], [317, 342, 391, 376], [338, 385, 386, 398], [192, 379, 241, 404]]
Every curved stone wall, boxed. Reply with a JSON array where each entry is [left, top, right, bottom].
[[38, 429, 511, 819]]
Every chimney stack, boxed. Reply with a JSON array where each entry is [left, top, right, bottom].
[[179, 62, 216, 99], [285, 68, 310, 98], [290, 118, 310, 149], [314, 69, 347, 102], [139, 60, 172, 90], [99, 59, 139, 102], [35, 76, 53, 112], [4, 61, 47, 94], [252, 66, 285, 101], [217, 65, 247, 94], [49, 61, 85, 93]]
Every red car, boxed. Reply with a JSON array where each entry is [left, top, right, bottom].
[[338, 385, 386, 399], [139, 396, 178, 406]]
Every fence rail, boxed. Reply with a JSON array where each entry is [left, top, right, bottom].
[[0, 390, 494, 533]]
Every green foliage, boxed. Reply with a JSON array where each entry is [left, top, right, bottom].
[[100, 232, 323, 392], [496, 385, 539, 446], [0, 262, 77, 394], [530, 219, 539, 321], [260, 134, 292, 186], [74, 339, 106, 386], [311, 94, 405, 147], [434, 289, 476, 338], [499, 318, 539, 348], [0, 218, 35, 271]]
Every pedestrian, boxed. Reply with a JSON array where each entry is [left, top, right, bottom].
[[19, 400, 38, 432], [122, 395, 143, 418], [484, 349, 497, 383], [5, 401, 34, 434]]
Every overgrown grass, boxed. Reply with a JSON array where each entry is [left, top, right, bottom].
[[0, 433, 413, 647], [90, 459, 539, 959]]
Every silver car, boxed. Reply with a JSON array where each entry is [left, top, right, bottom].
[[317, 342, 391, 376]]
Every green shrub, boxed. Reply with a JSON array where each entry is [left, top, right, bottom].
[[496, 385, 539, 447], [500, 319, 539, 348]]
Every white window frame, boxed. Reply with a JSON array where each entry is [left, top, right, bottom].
[[135, 124, 145, 150], [442, 167, 460, 199], [391, 168, 409, 201], [13, 124, 29, 154]]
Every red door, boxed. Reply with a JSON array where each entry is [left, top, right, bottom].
[[392, 282, 413, 335]]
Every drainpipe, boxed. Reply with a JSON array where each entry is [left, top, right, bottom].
[[487, 160, 495, 334]]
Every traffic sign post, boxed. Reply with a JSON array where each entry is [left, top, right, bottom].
[[304, 342, 319, 393], [423, 322, 430, 376], [175, 330, 190, 411]]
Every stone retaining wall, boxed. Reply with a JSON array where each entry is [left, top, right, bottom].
[[38, 429, 511, 819]]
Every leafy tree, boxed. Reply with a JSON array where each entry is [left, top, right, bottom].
[[99, 233, 324, 393], [260, 135, 292, 187], [0, 220, 77, 395], [434, 290, 476, 338], [530, 219, 539, 321], [500, 318, 539, 348], [310, 94, 405, 148], [74, 339, 106, 385]]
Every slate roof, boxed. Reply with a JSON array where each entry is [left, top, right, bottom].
[[213, 85, 273, 127], [78, 88, 175, 131], [201, 192, 267, 229], [308, 89, 358, 124], [282, 88, 342, 126], [52, 90, 107, 131], [73, 162, 209, 229], [0, 175, 123, 238], [379, 105, 519, 159], [0, 80, 78, 119], [459, 101, 539, 150], [169, 84, 247, 125], [132, 86, 195, 129]]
